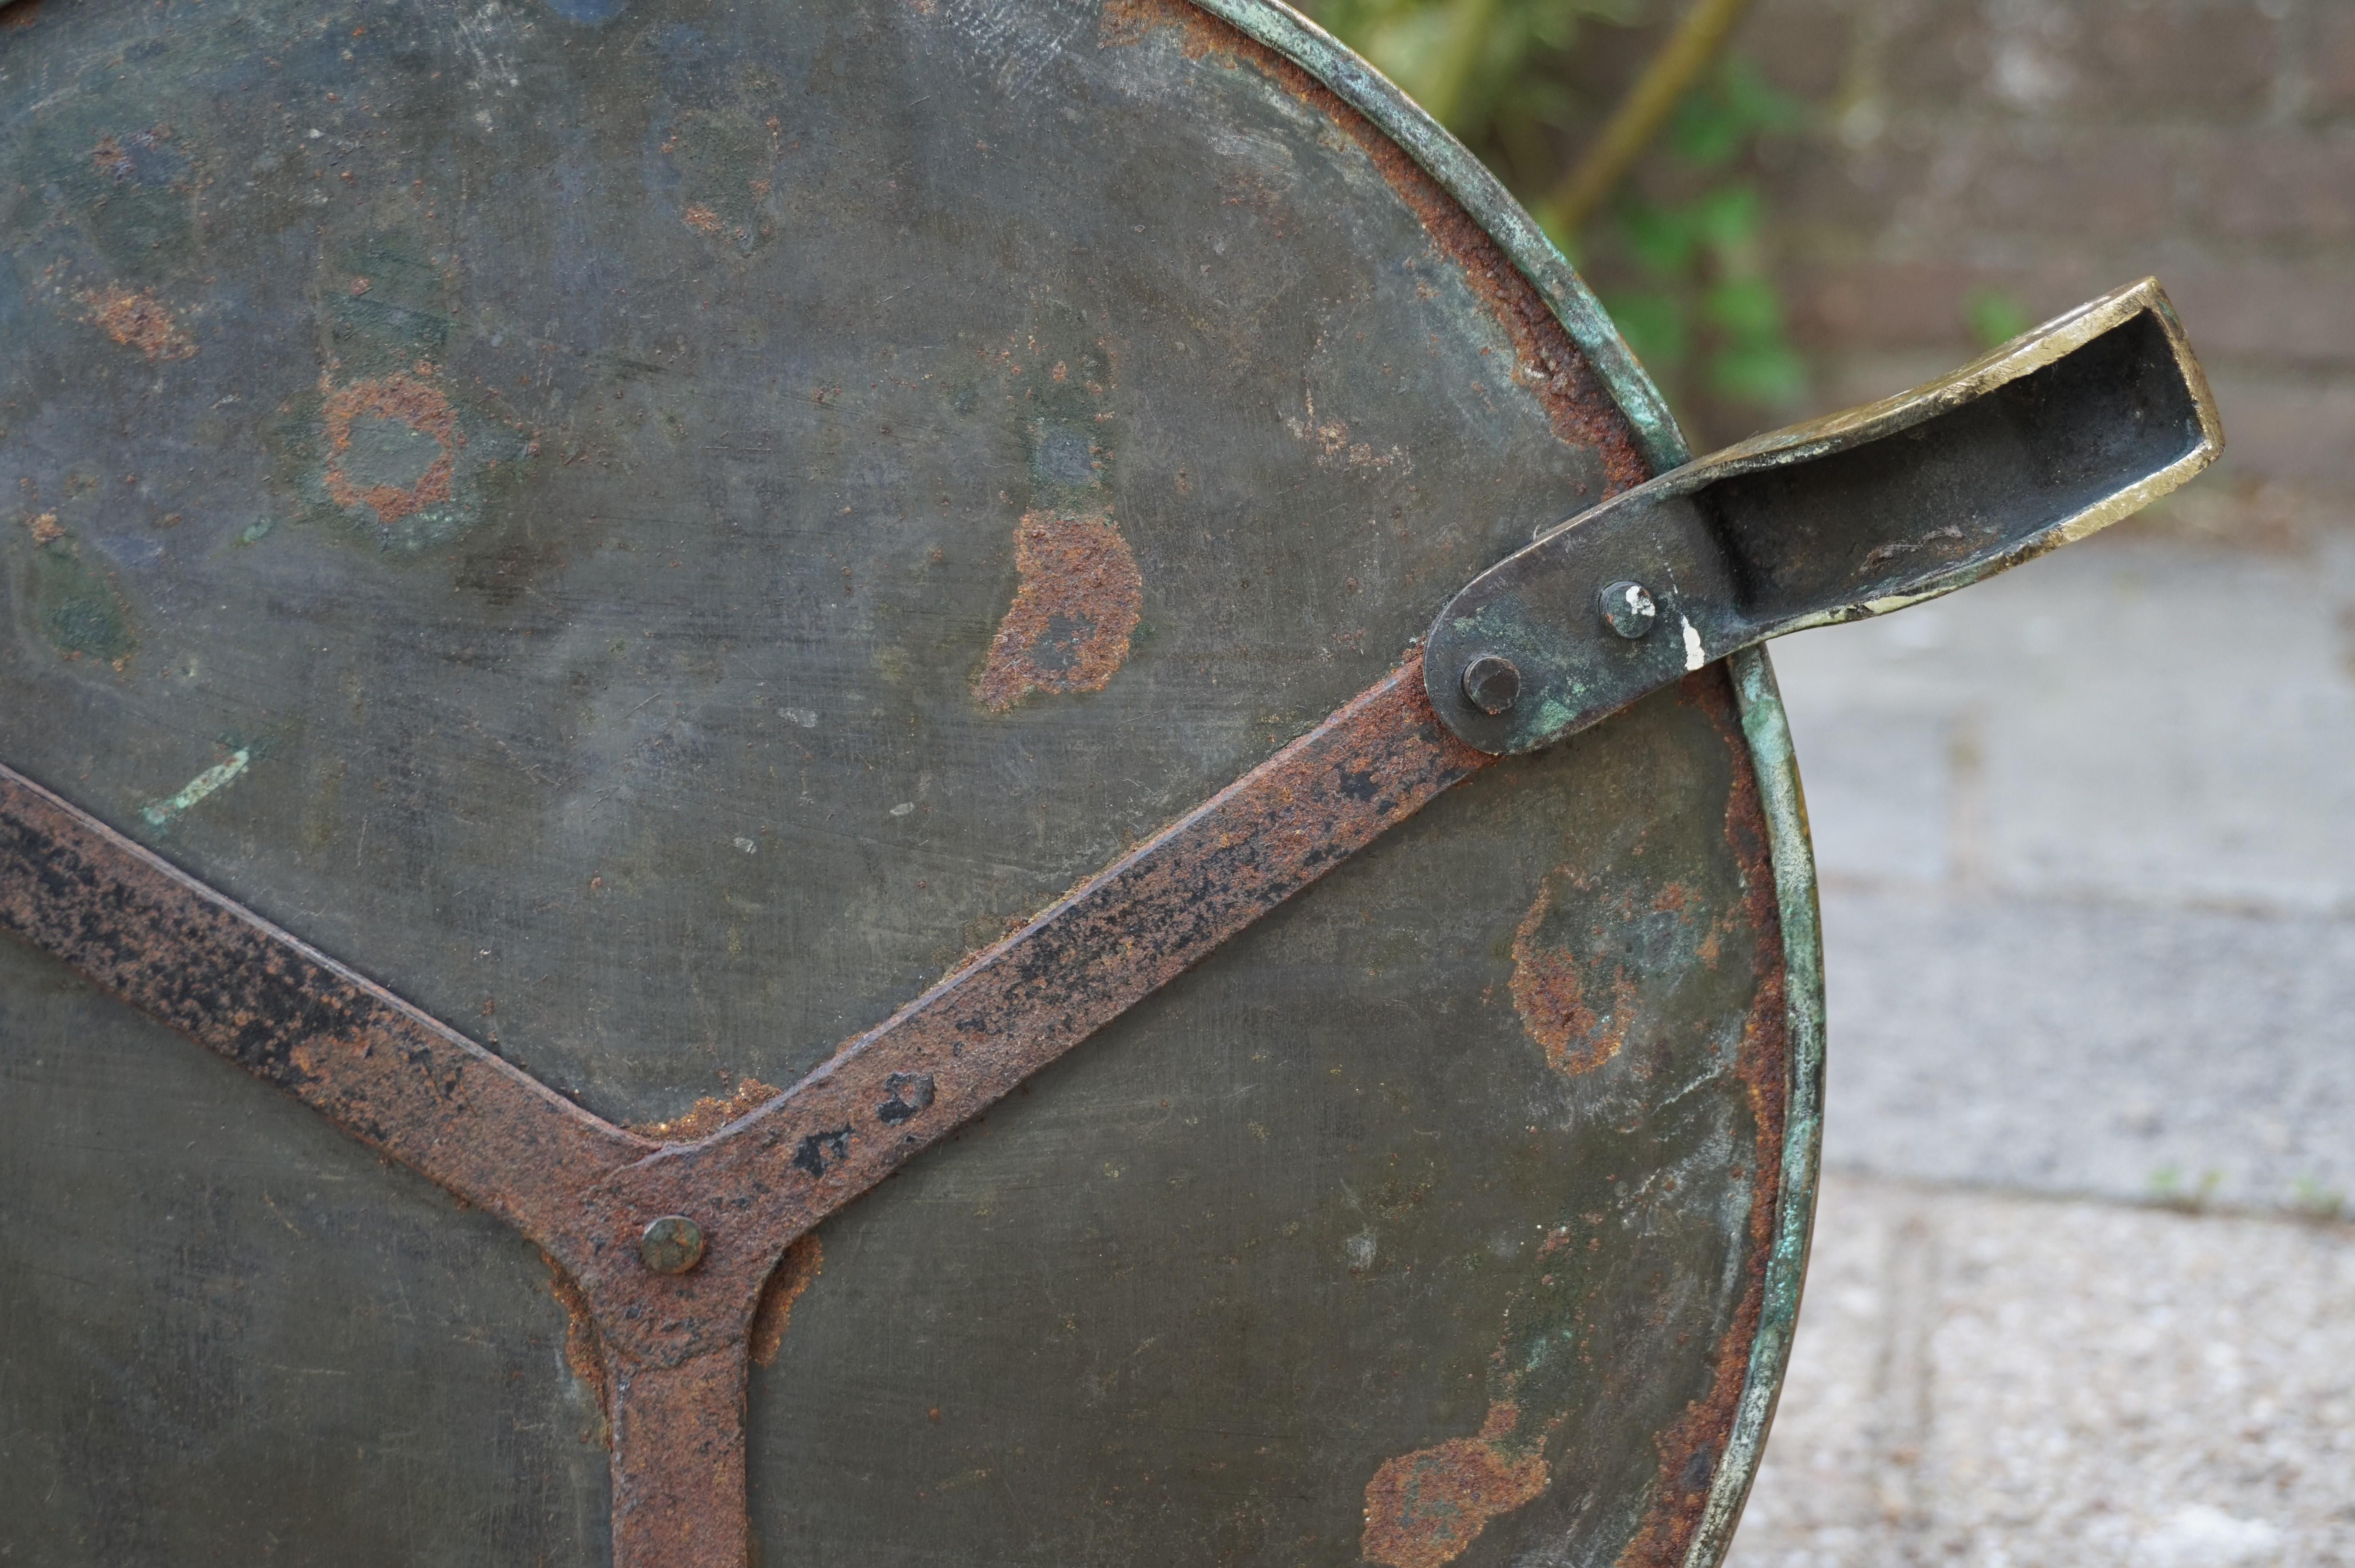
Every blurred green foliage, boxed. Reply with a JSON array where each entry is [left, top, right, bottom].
[[1308, 0, 1640, 184], [1304, 0, 1811, 426], [1964, 286, 2035, 349], [1592, 58, 1807, 411]]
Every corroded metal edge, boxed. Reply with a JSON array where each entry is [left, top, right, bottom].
[[1177, 7, 1824, 1562], [1690, 644, 1827, 1568], [1184, 0, 1688, 476]]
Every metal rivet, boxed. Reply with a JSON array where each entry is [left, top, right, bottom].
[[1460, 654, 1521, 715], [639, 1215, 707, 1275], [1599, 581, 1658, 639]]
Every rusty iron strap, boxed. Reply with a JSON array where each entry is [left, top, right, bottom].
[[0, 655, 1489, 1568]]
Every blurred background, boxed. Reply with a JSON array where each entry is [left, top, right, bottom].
[[1292, 0, 2355, 1560]]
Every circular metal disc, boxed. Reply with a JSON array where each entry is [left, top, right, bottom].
[[0, 0, 1821, 1563]]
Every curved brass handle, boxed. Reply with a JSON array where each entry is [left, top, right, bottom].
[[1424, 278, 2224, 755]]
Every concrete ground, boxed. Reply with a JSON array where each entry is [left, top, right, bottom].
[[1722, 502, 2355, 1566]]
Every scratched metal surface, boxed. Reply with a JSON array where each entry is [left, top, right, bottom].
[[0, 0, 1792, 1562]]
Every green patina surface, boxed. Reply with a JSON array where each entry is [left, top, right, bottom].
[[24, 533, 136, 663]]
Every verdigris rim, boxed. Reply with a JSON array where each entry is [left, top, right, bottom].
[[1185, 4, 1828, 1562]]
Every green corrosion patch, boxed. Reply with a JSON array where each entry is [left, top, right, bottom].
[[658, 96, 786, 257], [972, 509, 1143, 712], [140, 747, 250, 833], [1362, 1403, 1550, 1568], [271, 361, 532, 555], [1510, 869, 1710, 1078], [31, 114, 197, 282], [1360, 1216, 1620, 1567], [21, 512, 136, 665], [646, 13, 791, 257], [324, 371, 461, 524]]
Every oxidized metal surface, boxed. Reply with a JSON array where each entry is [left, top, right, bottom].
[[0, 657, 1491, 1566], [1424, 280, 2226, 756], [0, 0, 1815, 1563]]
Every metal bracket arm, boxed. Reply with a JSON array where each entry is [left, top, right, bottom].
[[1423, 278, 2224, 755]]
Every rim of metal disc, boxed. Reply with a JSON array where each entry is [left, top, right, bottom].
[[1186, 4, 1827, 1561]]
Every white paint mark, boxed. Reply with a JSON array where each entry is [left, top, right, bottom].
[[1344, 1231, 1377, 1271], [141, 749, 251, 831], [1680, 615, 1706, 672], [779, 707, 818, 728], [733, 837, 758, 855], [890, 802, 915, 818]]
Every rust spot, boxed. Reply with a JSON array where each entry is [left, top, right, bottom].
[[91, 134, 132, 180], [681, 203, 725, 237], [1508, 875, 1644, 1076], [972, 510, 1143, 712], [1094, 0, 1648, 497], [1285, 389, 1409, 474], [24, 512, 62, 546], [321, 370, 461, 523], [747, 1234, 822, 1366], [1362, 1403, 1550, 1568], [80, 286, 196, 361], [631, 1076, 781, 1143], [544, 1254, 613, 1440], [1, 0, 45, 28], [1100, 0, 1233, 57]]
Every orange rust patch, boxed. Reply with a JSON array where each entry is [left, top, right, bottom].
[[321, 371, 460, 523], [1362, 1402, 1550, 1568], [24, 512, 62, 546], [1099, 0, 1233, 58], [681, 203, 725, 237], [1509, 877, 1635, 1076], [544, 1255, 613, 1441], [747, 1233, 823, 1367], [630, 1076, 782, 1143], [91, 135, 132, 180], [972, 510, 1144, 713], [80, 286, 196, 361], [1, 0, 44, 28]]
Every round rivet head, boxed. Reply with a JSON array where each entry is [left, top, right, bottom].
[[1460, 654, 1521, 716], [639, 1215, 707, 1275], [1599, 580, 1659, 639]]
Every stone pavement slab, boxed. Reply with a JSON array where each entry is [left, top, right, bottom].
[[1765, 528, 2355, 1214], [1726, 1174, 2355, 1568]]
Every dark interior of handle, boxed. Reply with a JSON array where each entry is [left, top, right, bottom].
[[1703, 309, 2203, 622]]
